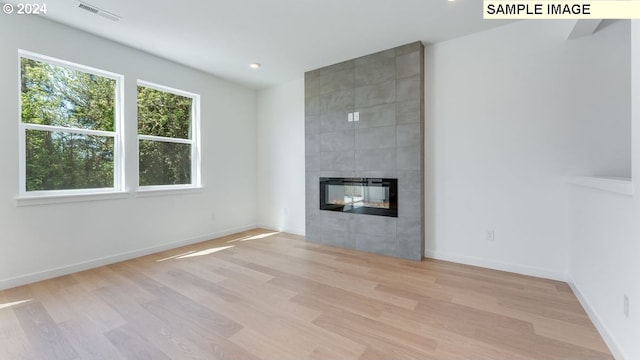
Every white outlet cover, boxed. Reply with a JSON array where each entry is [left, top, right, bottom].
[[624, 294, 630, 318], [486, 230, 495, 242]]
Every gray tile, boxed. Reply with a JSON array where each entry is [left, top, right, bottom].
[[397, 76, 421, 102], [355, 80, 396, 108], [354, 103, 396, 129], [355, 126, 396, 150], [355, 148, 396, 172], [344, 213, 359, 233], [397, 146, 421, 171], [356, 233, 398, 257], [397, 100, 421, 124], [395, 42, 423, 56], [305, 115, 320, 134], [306, 190, 319, 212], [354, 57, 395, 87], [398, 171, 424, 218], [322, 229, 356, 250], [306, 209, 322, 235], [397, 171, 422, 193], [305, 172, 319, 210], [354, 49, 395, 66], [320, 69, 354, 95], [305, 69, 321, 82], [305, 228, 322, 244], [306, 205, 321, 221], [320, 170, 357, 178], [305, 96, 320, 116], [321, 211, 352, 232], [320, 89, 353, 113], [398, 187, 421, 218], [320, 112, 354, 133], [354, 215, 397, 237], [305, 133, 320, 154], [321, 129, 354, 152], [396, 123, 421, 147], [359, 170, 397, 179], [305, 77, 320, 99], [306, 152, 320, 172], [397, 217, 423, 260], [321, 151, 354, 172], [396, 51, 422, 79], [318, 60, 354, 77]]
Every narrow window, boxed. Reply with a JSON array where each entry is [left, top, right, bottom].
[[137, 81, 200, 188], [19, 51, 123, 196]]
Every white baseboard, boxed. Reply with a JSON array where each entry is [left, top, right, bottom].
[[0, 224, 258, 291], [424, 250, 567, 281], [568, 279, 627, 360], [257, 223, 305, 236]]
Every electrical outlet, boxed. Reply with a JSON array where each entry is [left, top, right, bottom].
[[624, 294, 629, 318], [347, 113, 353, 122], [486, 230, 495, 242]]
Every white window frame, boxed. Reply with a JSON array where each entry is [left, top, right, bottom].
[[18, 50, 125, 199], [136, 80, 201, 191]]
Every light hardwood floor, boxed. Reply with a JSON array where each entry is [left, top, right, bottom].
[[0, 229, 613, 360]]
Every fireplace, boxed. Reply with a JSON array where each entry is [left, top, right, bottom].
[[319, 177, 397, 217]]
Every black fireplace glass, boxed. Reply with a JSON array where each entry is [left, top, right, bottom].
[[319, 177, 397, 217]]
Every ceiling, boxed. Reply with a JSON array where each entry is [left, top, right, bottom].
[[16, 0, 511, 89]]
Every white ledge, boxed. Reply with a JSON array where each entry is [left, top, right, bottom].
[[16, 191, 130, 207], [135, 186, 204, 198], [566, 176, 634, 196]]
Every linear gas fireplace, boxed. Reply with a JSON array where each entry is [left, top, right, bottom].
[[319, 177, 397, 217]]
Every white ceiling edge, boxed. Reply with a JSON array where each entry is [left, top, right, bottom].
[[5, 0, 514, 89]]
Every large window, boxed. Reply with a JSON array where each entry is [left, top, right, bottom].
[[137, 81, 200, 188], [19, 51, 123, 196], [18, 51, 201, 200]]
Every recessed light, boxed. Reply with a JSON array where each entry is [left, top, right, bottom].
[[249, 63, 261, 69]]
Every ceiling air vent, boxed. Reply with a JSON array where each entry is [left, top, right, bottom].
[[77, 1, 121, 22]]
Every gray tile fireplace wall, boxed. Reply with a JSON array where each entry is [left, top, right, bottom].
[[305, 42, 425, 260]]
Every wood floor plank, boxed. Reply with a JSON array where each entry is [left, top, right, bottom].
[[376, 310, 538, 360], [229, 327, 303, 360], [0, 299, 34, 360], [105, 324, 172, 360], [448, 284, 611, 354], [58, 317, 126, 360], [94, 285, 216, 360], [175, 276, 365, 359], [312, 310, 438, 360], [141, 286, 243, 339], [13, 301, 78, 360], [0, 229, 613, 359], [309, 345, 361, 360]]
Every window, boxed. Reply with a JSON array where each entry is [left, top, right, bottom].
[[19, 51, 123, 196], [137, 81, 200, 189]]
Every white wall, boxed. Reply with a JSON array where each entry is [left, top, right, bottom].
[[253, 20, 634, 357], [424, 20, 631, 281], [244, 18, 637, 358], [0, 15, 258, 289], [566, 20, 640, 360], [256, 79, 306, 235]]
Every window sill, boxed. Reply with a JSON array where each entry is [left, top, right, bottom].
[[565, 176, 634, 196], [135, 186, 204, 198], [16, 191, 130, 207], [15, 185, 204, 206]]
